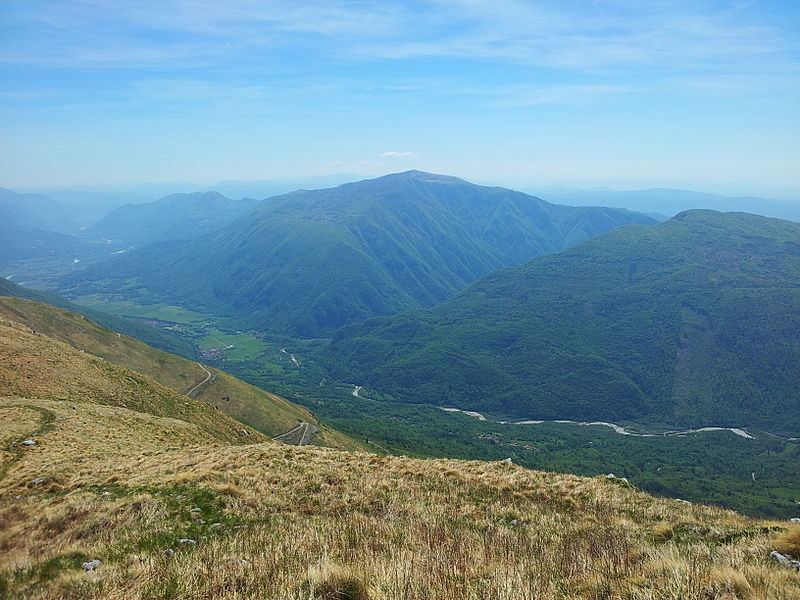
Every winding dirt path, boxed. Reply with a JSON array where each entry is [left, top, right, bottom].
[[186, 363, 214, 398], [273, 421, 319, 446]]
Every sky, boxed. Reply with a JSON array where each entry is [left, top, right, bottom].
[[1, 0, 799, 195]]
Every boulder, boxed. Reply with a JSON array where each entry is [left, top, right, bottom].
[[82, 559, 102, 572]]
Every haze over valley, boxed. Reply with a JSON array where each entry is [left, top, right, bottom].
[[2, 1, 799, 598]]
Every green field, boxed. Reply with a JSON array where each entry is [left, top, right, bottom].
[[71, 295, 214, 325]]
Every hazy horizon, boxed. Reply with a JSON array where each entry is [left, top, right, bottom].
[[10, 171, 800, 203], [2, 1, 799, 194]]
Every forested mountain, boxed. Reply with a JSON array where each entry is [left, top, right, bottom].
[[61, 171, 655, 336], [327, 210, 800, 433], [0, 186, 90, 233], [84, 191, 259, 247], [0, 204, 116, 274]]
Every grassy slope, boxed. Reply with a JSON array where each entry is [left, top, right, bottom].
[[0, 341, 798, 598], [328, 210, 800, 432], [0, 297, 361, 450], [0, 320, 263, 445], [0, 276, 199, 359]]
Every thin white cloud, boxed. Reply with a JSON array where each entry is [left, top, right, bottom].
[[3, 0, 797, 79], [382, 151, 418, 158]]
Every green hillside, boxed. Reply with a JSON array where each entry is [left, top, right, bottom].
[[60, 171, 655, 336], [0, 276, 198, 358], [84, 191, 259, 247], [327, 210, 800, 433], [0, 296, 360, 450]]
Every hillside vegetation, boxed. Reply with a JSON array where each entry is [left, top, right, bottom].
[[60, 171, 655, 336], [0, 297, 357, 450], [84, 191, 259, 247], [328, 210, 800, 432], [0, 277, 198, 358], [0, 319, 264, 445], [1, 317, 798, 598]]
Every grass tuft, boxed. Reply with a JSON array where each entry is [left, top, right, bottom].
[[308, 562, 370, 600], [773, 525, 800, 558]]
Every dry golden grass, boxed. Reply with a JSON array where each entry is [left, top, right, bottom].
[[0, 296, 363, 450], [774, 526, 800, 558], [2, 402, 799, 600], [0, 320, 265, 445], [2, 318, 799, 599]]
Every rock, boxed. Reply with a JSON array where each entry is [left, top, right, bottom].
[[675, 499, 692, 504], [770, 551, 800, 570], [82, 559, 102, 572], [163, 549, 175, 557], [178, 538, 196, 545], [21, 440, 37, 446], [210, 522, 222, 528], [30, 477, 44, 485], [234, 559, 251, 566], [189, 507, 202, 513], [71, 405, 78, 410], [501, 458, 513, 464], [790, 518, 800, 523]]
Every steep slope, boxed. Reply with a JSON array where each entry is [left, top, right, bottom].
[[61, 171, 656, 336], [1, 343, 798, 598], [0, 276, 198, 358], [0, 206, 99, 265], [327, 210, 800, 433], [0, 192, 125, 288], [84, 191, 259, 247], [0, 186, 90, 233], [0, 319, 264, 444], [0, 297, 357, 449]]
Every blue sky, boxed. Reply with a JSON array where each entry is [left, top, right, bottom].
[[1, 0, 799, 194]]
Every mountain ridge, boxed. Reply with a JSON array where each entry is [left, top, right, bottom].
[[326, 209, 800, 432], [60, 171, 657, 336], [84, 191, 260, 247]]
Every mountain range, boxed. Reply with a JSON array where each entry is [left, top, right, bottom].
[[535, 187, 800, 223], [327, 210, 800, 433], [60, 171, 656, 336], [84, 191, 260, 247]]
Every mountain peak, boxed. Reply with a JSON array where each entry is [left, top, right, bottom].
[[350, 170, 470, 187]]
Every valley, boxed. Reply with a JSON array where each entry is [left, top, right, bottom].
[[52, 289, 800, 520], [5, 3, 800, 597], [1, 313, 799, 599], [6, 188, 796, 521]]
